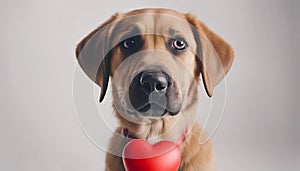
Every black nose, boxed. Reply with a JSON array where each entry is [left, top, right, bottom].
[[140, 71, 169, 94], [128, 70, 172, 117]]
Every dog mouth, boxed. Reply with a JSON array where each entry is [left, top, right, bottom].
[[137, 100, 181, 116], [137, 102, 164, 112]]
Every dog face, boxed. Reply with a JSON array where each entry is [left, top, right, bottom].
[[76, 8, 234, 139]]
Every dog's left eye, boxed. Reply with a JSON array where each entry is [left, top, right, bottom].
[[172, 38, 187, 51]]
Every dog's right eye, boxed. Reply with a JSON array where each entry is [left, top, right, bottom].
[[119, 36, 143, 57], [123, 38, 135, 49], [121, 36, 141, 50]]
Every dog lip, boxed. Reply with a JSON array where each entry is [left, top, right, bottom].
[[137, 103, 151, 113], [167, 110, 180, 116], [125, 100, 181, 118], [124, 101, 179, 118], [166, 102, 182, 116], [135, 99, 166, 111], [136, 103, 168, 117]]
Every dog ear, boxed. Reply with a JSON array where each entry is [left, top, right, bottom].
[[75, 13, 122, 102], [186, 14, 234, 97]]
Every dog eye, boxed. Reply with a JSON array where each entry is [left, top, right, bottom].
[[172, 38, 187, 50], [122, 36, 141, 50], [119, 36, 143, 57], [123, 38, 135, 49]]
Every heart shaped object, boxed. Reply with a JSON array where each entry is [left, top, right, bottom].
[[122, 139, 181, 171]]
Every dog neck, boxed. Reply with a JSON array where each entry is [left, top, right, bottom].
[[122, 127, 188, 146]]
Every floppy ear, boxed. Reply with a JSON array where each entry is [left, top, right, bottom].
[[75, 13, 122, 102], [186, 14, 234, 97]]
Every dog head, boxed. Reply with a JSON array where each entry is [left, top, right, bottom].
[[76, 8, 234, 138]]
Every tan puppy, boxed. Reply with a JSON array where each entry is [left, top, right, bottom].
[[76, 8, 234, 171]]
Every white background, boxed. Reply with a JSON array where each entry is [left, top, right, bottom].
[[0, 0, 299, 170]]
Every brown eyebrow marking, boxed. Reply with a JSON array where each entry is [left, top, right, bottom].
[[168, 28, 179, 37], [167, 28, 187, 41], [116, 26, 141, 43]]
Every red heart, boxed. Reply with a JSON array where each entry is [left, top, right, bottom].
[[122, 139, 181, 171]]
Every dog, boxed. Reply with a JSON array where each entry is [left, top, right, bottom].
[[75, 8, 234, 171]]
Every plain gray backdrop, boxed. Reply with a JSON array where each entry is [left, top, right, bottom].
[[0, 0, 299, 170]]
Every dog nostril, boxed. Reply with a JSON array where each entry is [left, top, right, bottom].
[[140, 71, 169, 93], [155, 83, 167, 92]]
